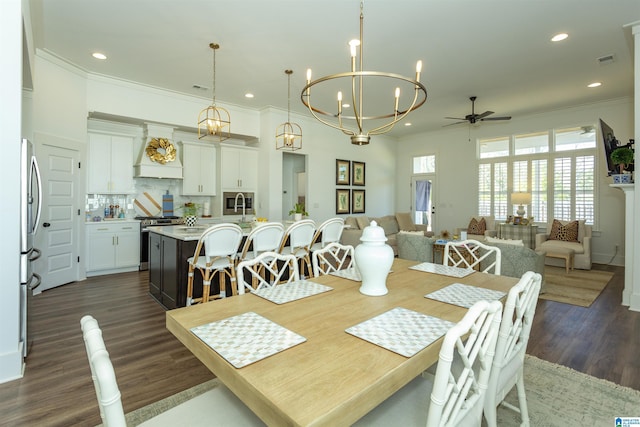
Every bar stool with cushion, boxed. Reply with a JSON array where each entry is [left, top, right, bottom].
[[278, 219, 316, 278], [310, 217, 345, 251], [186, 223, 243, 305]]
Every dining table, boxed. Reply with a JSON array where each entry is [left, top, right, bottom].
[[165, 257, 518, 426]]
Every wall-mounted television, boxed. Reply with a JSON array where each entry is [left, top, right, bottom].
[[599, 118, 619, 176]]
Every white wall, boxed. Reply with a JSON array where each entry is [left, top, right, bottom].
[[396, 98, 634, 266], [0, 0, 24, 383]]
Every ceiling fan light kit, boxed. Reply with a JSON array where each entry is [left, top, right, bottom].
[[444, 96, 511, 127]]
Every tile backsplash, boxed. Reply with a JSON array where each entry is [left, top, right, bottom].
[[85, 177, 215, 219]]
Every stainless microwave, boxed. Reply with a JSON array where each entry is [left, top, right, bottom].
[[222, 192, 255, 216]]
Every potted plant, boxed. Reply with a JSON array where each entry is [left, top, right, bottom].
[[610, 147, 634, 183], [288, 203, 308, 221], [178, 202, 200, 227]]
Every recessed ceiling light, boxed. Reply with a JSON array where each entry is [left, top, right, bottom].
[[245, 93, 254, 98], [551, 33, 568, 42], [92, 52, 107, 60], [342, 103, 350, 108], [404, 122, 412, 127], [588, 82, 602, 88]]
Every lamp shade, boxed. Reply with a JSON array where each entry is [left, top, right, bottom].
[[511, 192, 532, 205]]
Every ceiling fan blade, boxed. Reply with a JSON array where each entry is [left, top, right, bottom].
[[442, 121, 468, 127], [475, 111, 494, 120], [481, 116, 512, 121], [445, 117, 467, 120]]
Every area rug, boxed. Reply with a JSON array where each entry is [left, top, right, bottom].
[[123, 355, 640, 426], [538, 265, 613, 307]]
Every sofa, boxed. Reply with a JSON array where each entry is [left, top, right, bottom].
[[341, 213, 429, 256], [397, 232, 545, 290]]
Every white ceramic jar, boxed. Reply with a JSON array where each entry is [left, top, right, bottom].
[[354, 220, 394, 296]]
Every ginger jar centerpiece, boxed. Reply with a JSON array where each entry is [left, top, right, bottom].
[[354, 220, 394, 296]]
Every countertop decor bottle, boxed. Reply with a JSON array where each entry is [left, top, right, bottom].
[[354, 220, 394, 296]]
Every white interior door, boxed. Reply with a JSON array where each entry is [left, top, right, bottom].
[[34, 140, 81, 293], [411, 176, 435, 232]]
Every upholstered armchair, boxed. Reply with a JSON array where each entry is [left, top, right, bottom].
[[535, 219, 592, 270], [456, 215, 498, 241]]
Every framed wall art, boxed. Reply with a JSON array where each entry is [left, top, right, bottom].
[[336, 189, 350, 214], [352, 161, 366, 186], [352, 189, 365, 214], [336, 159, 350, 185]]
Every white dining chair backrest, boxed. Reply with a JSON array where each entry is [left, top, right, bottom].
[[483, 271, 542, 427], [312, 242, 355, 277], [239, 222, 285, 260], [443, 239, 502, 275], [280, 219, 316, 256], [81, 315, 127, 427], [310, 217, 345, 250], [353, 300, 502, 427], [200, 223, 244, 260], [236, 251, 300, 294]]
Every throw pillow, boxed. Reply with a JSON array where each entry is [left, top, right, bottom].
[[486, 235, 524, 247], [395, 212, 416, 231], [344, 216, 359, 230], [467, 217, 487, 235], [548, 219, 579, 242], [355, 216, 370, 230], [377, 215, 399, 235]]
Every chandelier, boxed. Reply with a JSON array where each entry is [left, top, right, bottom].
[[198, 43, 230, 141], [301, 1, 427, 145], [276, 70, 303, 151]]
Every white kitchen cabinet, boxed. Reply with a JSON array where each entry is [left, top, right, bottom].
[[220, 145, 258, 191], [86, 222, 140, 276], [181, 141, 216, 196], [87, 133, 135, 194]]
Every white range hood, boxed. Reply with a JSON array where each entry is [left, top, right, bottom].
[[134, 123, 183, 179]]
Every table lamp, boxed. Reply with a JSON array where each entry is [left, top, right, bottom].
[[511, 192, 531, 217]]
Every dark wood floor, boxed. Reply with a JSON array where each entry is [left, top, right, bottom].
[[0, 263, 637, 426]]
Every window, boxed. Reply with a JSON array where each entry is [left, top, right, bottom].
[[413, 155, 435, 174], [477, 125, 596, 225]]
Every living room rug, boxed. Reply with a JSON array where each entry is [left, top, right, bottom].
[[122, 356, 640, 426], [539, 265, 614, 307]]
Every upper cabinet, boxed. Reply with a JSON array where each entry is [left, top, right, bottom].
[[220, 145, 258, 191], [87, 133, 135, 194], [180, 141, 216, 196]]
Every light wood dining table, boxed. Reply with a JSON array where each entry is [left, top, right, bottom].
[[166, 257, 518, 426]]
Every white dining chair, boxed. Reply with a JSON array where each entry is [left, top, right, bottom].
[[443, 239, 502, 275], [278, 219, 316, 278], [353, 300, 503, 427], [483, 271, 542, 427], [309, 217, 345, 251], [81, 315, 264, 427], [186, 223, 243, 305], [236, 251, 300, 294], [311, 242, 355, 277]]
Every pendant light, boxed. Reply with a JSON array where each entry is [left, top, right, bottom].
[[276, 69, 302, 151], [198, 43, 230, 141]]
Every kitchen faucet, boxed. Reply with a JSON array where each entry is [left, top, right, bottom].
[[234, 192, 246, 222]]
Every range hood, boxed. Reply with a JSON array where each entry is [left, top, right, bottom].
[[134, 123, 183, 179]]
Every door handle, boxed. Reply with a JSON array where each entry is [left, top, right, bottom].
[[43, 222, 51, 228]]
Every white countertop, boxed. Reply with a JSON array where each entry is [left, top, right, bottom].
[[86, 218, 140, 225], [147, 225, 212, 241]]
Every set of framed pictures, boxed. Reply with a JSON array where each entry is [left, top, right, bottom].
[[335, 159, 365, 214]]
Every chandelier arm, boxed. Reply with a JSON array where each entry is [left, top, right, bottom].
[[302, 95, 356, 136], [351, 74, 363, 134], [368, 88, 422, 135]]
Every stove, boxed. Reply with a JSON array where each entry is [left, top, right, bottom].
[[136, 216, 184, 270]]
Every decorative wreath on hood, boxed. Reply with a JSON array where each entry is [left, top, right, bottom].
[[145, 138, 176, 164]]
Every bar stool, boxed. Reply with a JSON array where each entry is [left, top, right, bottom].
[[278, 219, 316, 278], [310, 217, 345, 251], [237, 222, 285, 289], [186, 223, 243, 305]]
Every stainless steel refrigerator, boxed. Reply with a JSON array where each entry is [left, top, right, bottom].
[[20, 138, 42, 357]]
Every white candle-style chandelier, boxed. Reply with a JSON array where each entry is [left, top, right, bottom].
[[301, 1, 427, 145], [276, 69, 303, 151], [198, 42, 230, 141]]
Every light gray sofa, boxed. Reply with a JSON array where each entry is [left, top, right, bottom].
[[397, 233, 545, 290], [341, 213, 428, 256]]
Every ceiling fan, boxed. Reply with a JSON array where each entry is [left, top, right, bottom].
[[444, 96, 511, 126]]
